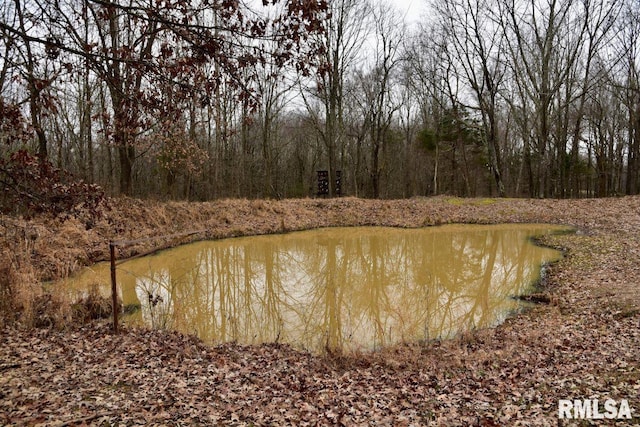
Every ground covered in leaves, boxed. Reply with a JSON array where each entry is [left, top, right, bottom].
[[1, 196, 640, 425]]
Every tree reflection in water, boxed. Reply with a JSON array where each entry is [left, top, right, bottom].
[[64, 224, 567, 353]]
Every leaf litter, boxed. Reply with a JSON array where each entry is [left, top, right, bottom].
[[1, 195, 639, 425]]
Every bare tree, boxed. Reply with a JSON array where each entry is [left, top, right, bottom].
[[433, 0, 508, 196], [406, 23, 466, 196], [364, 1, 405, 198], [301, 0, 371, 197], [7, 0, 62, 160], [500, 0, 591, 197], [564, 0, 622, 196], [2, 0, 328, 196], [616, 0, 640, 194]]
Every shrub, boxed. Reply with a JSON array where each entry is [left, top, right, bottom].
[[0, 150, 104, 226]]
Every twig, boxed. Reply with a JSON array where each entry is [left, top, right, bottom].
[[0, 362, 21, 371], [58, 412, 114, 427]]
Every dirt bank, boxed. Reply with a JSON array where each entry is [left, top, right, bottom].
[[1, 196, 639, 425]]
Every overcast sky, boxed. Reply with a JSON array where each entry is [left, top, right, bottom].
[[247, 0, 428, 26], [393, 0, 427, 24]]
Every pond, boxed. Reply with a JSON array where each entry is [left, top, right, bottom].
[[63, 224, 569, 353]]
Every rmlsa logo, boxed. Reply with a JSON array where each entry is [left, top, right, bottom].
[[558, 399, 633, 420]]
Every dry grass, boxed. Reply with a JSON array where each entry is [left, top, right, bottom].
[[1, 195, 640, 329], [0, 253, 71, 329], [0, 253, 17, 327], [0, 218, 73, 329], [71, 284, 113, 323], [0, 195, 639, 425]]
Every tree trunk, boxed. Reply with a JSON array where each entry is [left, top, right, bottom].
[[118, 143, 135, 196]]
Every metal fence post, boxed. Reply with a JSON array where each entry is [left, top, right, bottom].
[[109, 242, 118, 334], [106, 230, 204, 334]]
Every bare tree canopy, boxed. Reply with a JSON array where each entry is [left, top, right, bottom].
[[1, 0, 639, 203]]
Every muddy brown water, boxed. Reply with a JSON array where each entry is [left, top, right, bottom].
[[63, 224, 569, 353]]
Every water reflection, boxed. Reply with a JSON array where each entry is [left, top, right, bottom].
[[65, 224, 567, 353]]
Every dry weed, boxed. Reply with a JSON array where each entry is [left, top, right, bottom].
[[71, 284, 113, 323], [34, 218, 93, 279], [26, 292, 72, 329], [11, 274, 72, 329], [0, 253, 17, 326], [0, 218, 75, 328]]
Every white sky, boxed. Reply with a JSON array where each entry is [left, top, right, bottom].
[[247, 0, 428, 26], [392, 0, 427, 25]]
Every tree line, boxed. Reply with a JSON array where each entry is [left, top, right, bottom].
[[1, 0, 639, 204]]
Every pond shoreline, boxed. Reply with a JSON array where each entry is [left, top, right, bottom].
[[1, 196, 639, 424], [62, 224, 568, 354]]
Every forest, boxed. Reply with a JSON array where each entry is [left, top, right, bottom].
[[1, 0, 639, 205]]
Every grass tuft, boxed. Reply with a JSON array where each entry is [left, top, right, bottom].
[[71, 284, 113, 323]]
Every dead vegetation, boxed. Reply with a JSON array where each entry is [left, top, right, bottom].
[[1, 195, 639, 425], [70, 285, 113, 324]]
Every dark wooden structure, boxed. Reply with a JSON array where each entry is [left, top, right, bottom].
[[317, 170, 342, 197]]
